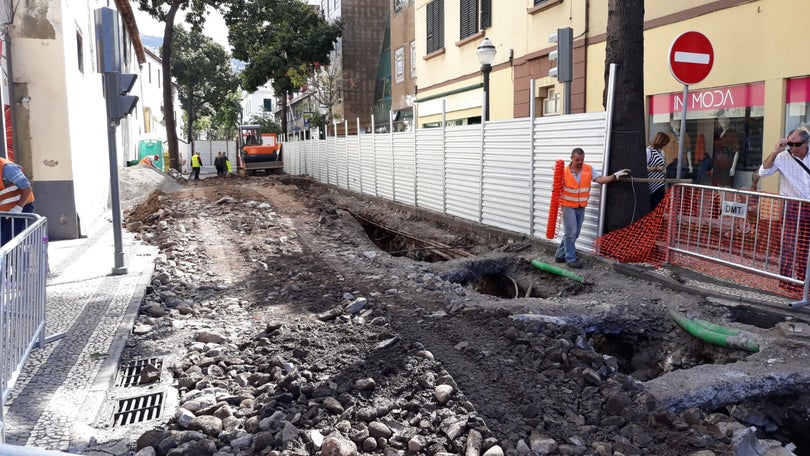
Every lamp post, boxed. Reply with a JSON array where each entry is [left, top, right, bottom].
[[477, 37, 497, 122]]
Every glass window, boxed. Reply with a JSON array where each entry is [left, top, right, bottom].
[[648, 82, 765, 189], [786, 76, 810, 133]]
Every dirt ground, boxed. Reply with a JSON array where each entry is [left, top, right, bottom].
[[102, 169, 810, 456]]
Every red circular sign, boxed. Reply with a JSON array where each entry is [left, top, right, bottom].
[[668, 31, 714, 85]]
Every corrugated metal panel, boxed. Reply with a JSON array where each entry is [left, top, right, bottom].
[[482, 119, 533, 235], [392, 132, 416, 205], [445, 125, 482, 222], [348, 135, 363, 193], [415, 129, 444, 213], [359, 135, 376, 196], [335, 137, 348, 188], [375, 133, 394, 200], [532, 112, 608, 251]]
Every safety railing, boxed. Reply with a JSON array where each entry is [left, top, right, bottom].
[[666, 184, 810, 307], [0, 213, 58, 444]]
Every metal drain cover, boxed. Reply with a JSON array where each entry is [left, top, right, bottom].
[[113, 392, 164, 426], [117, 358, 163, 387]]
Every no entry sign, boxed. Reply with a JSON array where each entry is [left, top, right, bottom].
[[668, 31, 714, 85]]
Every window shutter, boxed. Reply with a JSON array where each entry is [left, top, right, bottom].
[[437, 1, 444, 51], [481, 0, 491, 29], [426, 1, 437, 53], [460, 0, 477, 39]]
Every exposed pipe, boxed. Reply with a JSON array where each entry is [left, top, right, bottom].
[[530, 259, 584, 283], [669, 309, 759, 353]]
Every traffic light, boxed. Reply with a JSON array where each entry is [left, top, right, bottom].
[[104, 73, 139, 121], [548, 27, 573, 82]]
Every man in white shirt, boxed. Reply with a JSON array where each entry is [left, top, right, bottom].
[[759, 128, 810, 293]]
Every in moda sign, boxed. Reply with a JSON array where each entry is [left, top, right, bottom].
[[649, 82, 764, 115]]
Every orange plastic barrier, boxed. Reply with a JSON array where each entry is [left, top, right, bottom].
[[546, 160, 564, 239]]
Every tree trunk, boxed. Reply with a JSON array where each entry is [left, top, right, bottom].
[[280, 94, 289, 136], [187, 84, 195, 156], [602, 0, 648, 233], [163, 0, 183, 172]]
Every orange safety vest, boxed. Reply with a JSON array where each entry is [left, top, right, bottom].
[[138, 156, 153, 166], [560, 164, 592, 208], [0, 157, 35, 211]]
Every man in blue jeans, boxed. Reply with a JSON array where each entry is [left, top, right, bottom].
[[555, 148, 629, 269], [758, 128, 810, 294], [0, 157, 35, 246]]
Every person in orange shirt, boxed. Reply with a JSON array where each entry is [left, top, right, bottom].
[[0, 157, 35, 246], [555, 148, 629, 269], [138, 154, 160, 168]]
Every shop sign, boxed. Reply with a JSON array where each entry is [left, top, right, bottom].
[[649, 82, 764, 115], [787, 76, 810, 103]]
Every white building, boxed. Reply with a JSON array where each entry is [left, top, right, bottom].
[[2, 0, 180, 239], [241, 83, 276, 124]]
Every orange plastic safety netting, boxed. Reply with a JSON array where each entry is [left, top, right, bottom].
[[594, 185, 807, 300]]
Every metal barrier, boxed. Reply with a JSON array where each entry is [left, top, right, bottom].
[[0, 213, 60, 444], [667, 184, 810, 307]]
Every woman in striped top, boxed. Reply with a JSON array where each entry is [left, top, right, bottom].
[[646, 132, 669, 211]]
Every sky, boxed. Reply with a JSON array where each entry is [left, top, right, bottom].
[[132, 5, 230, 49]]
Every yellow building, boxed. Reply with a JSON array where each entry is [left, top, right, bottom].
[[415, 0, 810, 189]]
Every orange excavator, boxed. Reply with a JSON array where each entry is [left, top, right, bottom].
[[236, 125, 283, 175]]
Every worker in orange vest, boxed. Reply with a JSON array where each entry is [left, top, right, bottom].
[[0, 156, 36, 245], [138, 154, 160, 168], [554, 148, 629, 269]]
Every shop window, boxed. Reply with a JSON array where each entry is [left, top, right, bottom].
[[648, 82, 765, 189], [460, 0, 491, 40], [426, 0, 444, 54], [786, 76, 810, 134]]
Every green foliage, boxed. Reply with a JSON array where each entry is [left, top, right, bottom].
[[246, 111, 282, 135], [170, 26, 240, 141], [225, 0, 342, 132]]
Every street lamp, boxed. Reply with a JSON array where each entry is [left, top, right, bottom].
[[477, 37, 497, 122]]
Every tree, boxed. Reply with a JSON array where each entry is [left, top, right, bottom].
[[288, 60, 360, 128], [246, 111, 282, 135], [137, 0, 224, 171], [602, 0, 648, 233], [170, 26, 240, 149], [225, 0, 342, 135]]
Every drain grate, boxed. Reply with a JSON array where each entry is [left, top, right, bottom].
[[117, 358, 163, 387], [113, 392, 164, 427]]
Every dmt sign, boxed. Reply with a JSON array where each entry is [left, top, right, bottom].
[[649, 82, 764, 115]]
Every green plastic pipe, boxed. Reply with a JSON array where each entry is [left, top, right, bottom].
[[691, 318, 741, 336], [669, 309, 759, 353], [531, 259, 584, 283]]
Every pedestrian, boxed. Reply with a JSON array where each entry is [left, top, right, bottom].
[[646, 132, 669, 211], [555, 148, 629, 269], [214, 151, 225, 176], [758, 128, 810, 294], [224, 154, 232, 175], [191, 151, 202, 180], [0, 157, 35, 246]]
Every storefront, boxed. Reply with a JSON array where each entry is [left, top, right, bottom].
[[786, 76, 810, 133], [648, 82, 765, 190]]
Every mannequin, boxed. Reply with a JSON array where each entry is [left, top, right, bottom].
[[662, 119, 692, 172], [711, 116, 739, 187]]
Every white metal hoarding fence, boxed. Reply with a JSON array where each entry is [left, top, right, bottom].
[[0, 213, 50, 443]]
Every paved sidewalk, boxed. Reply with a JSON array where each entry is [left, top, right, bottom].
[[2, 215, 157, 452]]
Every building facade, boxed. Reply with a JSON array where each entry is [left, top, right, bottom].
[[414, 0, 810, 192], [389, 0, 416, 132], [6, 0, 146, 240]]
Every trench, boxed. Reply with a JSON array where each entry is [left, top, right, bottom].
[[353, 213, 472, 262]]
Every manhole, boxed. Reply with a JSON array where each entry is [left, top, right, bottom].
[[112, 392, 164, 427], [117, 358, 163, 387], [472, 273, 522, 299]]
